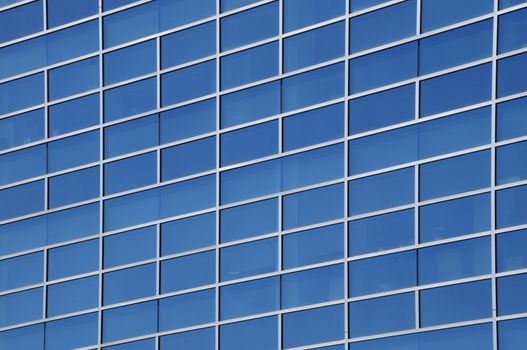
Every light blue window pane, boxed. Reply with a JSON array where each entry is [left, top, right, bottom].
[[159, 289, 215, 331], [421, 0, 493, 32], [47, 0, 98, 28], [284, 22, 345, 72], [49, 94, 99, 137], [0, 145, 46, 186], [49, 166, 99, 208], [349, 84, 414, 135], [103, 1, 158, 48], [162, 212, 216, 255], [284, 0, 345, 32], [161, 21, 216, 69], [349, 42, 417, 94], [222, 42, 278, 90], [221, 0, 260, 12], [0, 181, 44, 221], [418, 237, 491, 285], [47, 276, 98, 317], [104, 78, 157, 122], [104, 226, 157, 268], [284, 103, 344, 151], [283, 63, 344, 112], [0, 73, 44, 115], [350, 0, 416, 53], [221, 81, 280, 128], [162, 137, 215, 180], [221, 121, 278, 166], [0, 288, 42, 327], [221, 2, 279, 51], [48, 130, 99, 172], [103, 301, 157, 343], [499, 318, 527, 350], [498, 8, 527, 53], [0, 252, 42, 292], [104, 40, 156, 85], [104, 339, 156, 350], [0, 36, 45, 80], [104, 188, 158, 231], [221, 317, 277, 350], [283, 184, 344, 230], [283, 305, 344, 348], [48, 239, 99, 280], [282, 264, 343, 308], [349, 167, 414, 216], [0, 109, 44, 151], [498, 52, 527, 98], [420, 64, 492, 117], [349, 293, 415, 337], [498, 273, 527, 315], [498, 141, 527, 186], [160, 99, 215, 143], [283, 224, 343, 269], [497, 229, 527, 272], [500, 0, 527, 8], [160, 328, 215, 350], [220, 198, 277, 243], [159, 0, 215, 30], [220, 277, 279, 320], [162, 60, 215, 106], [497, 185, 527, 229], [104, 114, 158, 158], [220, 238, 277, 281], [47, 203, 100, 244], [104, 263, 156, 305], [0, 324, 43, 350], [348, 209, 414, 256], [105, 152, 156, 195], [349, 251, 416, 297], [420, 150, 490, 200], [161, 251, 215, 293], [47, 20, 99, 65], [0, 1, 42, 43], [45, 313, 98, 350]]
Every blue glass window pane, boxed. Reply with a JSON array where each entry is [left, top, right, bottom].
[[284, 0, 345, 32], [48, 131, 99, 172], [161, 21, 216, 69], [283, 63, 344, 112], [284, 22, 345, 72], [221, 121, 277, 166], [103, 0, 138, 11], [47, 203, 100, 244], [47, 0, 98, 28], [500, 0, 527, 8], [220, 238, 277, 281], [162, 212, 215, 255], [162, 60, 215, 106], [497, 185, 527, 229], [497, 141, 527, 185], [498, 52, 527, 98], [49, 94, 99, 137], [104, 40, 156, 85], [160, 328, 215, 350], [49, 167, 99, 208], [349, 42, 417, 94], [221, 81, 280, 128], [282, 264, 343, 308], [283, 184, 344, 230], [45, 313, 98, 350], [0, 181, 44, 221], [159, 0, 215, 30], [283, 224, 343, 269], [497, 97, 527, 141], [499, 318, 527, 350], [0, 288, 42, 327], [104, 114, 158, 158], [0, 252, 43, 292], [161, 103, 214, 147], [283, 305, 344, 348], [162, 137, 215, 180], [349, 293, 415, 337], [0, 1, 42, 43], [349, 84, 414, 135], [161, 251, 215, 293], [220, 316, 277, 350], [498, 273, 527, 315], [48, 239, 99, 280], [349, 167, 414, 216], [103, 301, 157, 343], [221, 0, 259, 12], [348, 209, 414, 256], [0, 73, 44, 115], [47, 276, 98, 317], [349, 251, 416, 297], [421, 0, 493, 32], [498, 8, 527, 53], [159, 289, 215, 331], [220, 277, 279, 319], [350, 0, 416, 53], [0, 324, 43, 350], [47, 21, 99, 65], [104, 226, 157, 268], [284, 103, 344, 151], [105, 152, 156, 195], [420, 64, 492, 117], [104, 78, 157, 122], [221, 2, 279, 51], [0, 109, 44, 151], [220, 199, 277, 243], [497, 229, 527, 272], [0, 145, 46, 186], [104, 339, 156, 350], [0, 36, 45, 81], [104, 264, 156, 305], [419, 237, 491, 285]]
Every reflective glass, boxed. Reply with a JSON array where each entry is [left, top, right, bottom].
[[0, 181, 44, 221], [497, 229, 527, 272], [500, 0, 527, 8], [104, 40, 156, 85], [284, 0, 345, 32], [48, 239, 99, 280], [47, 0, 98, 28], [0, 109, 44, 151], [498, 52, 527, 98], [0, 73, 44, 115], [498, 273, 527, 315], [103, 301, 157, 343], [49, 94, 99, 137], [105, 152, 157, 195], [350, 0, 392, 12], [104, 263, 156, 305], [160, 327, 215, 350], [497, 185, 527, 228], [104, 114, 158, 158], [0, 324, 43, 350], [221, 0, 260, 12], [45, 313, 98, 350], [162, 60, 215, 106], [159, 0, 215, 31], [49, 166, 100, 208], [104, 226, 157, 268], [497, 97, 527, 141], [162, 212, 216, 255], [499, 318, 527, 350], [104, 78, 157, 122], [160, 251, 215, 293], [497, 141, 527, 185], [220, 238, 277, 281], [0, 288, 41, 327], [0, 1, 42, 43], [47, 203, 100, 244], [421, 0, 493, 32], [498, 8, 527, 53], [220, 316, 277, 350], [47, 276, 99, 316], [162, 137, 215, 180], [220, 277, 279, 319], [47, 20, 99, 65], [0, 252, 43, 292], [104, 339, 156, 350], [159, 289, 215, 331], [160, 99, 216, 143], [0, 145, 46, 186], [48, 130, 99, 172]]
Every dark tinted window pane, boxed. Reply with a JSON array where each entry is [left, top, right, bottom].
[[48, 131, 99, 172], [162, 60, 215, 106], [498, 273, 527, 316], [162, 137, 215, 180], [104, 226, 157, 268], [497, 185, 527, 229], [47, 0, 98, 28], [47, 276, 99, 317], [0, 181, 44, 221], [284, 0, 345, 32], [103, 301, 157, 343], [104, 78, 157, 122], [49, 94, 99, 137], [220, 316, 277, 350], [220, 238, 277, 281], [497, 141, 527, 185], [159, 289, 215, 331], [104, 114, 158, 158], [0, 73, 44, 115], [0, 109, 44, 151], [161, 212, 216, 255], [498, 52, 527, 98], [161, 251, 215, 293], [105, 152, 156, 195], [160, 99, 215, 143], [104, 40, 156, 85], [497, 229, 527, 272], [498, 8, 527, 53], [0, 252, 43, 292], [45, 313, 98, 350], [48, 240, 99, 280], [49, 166, 100, 208], [421, 0, 493, 32], [220, 277, 279, 319], [103, 264, 156, 305]]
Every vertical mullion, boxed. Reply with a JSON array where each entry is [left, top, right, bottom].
[[344, 0, 351, 346], [97, 0, 104, 347], [215, 1, 221, 349]]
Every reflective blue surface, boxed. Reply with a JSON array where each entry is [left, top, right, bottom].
[[160, 327, 215, 350], [47, 0, 98, 28], [497, 97, 527, 141], [104, 114, 158, 158], [0, 73, 44, 116], [104, 78, 157, 122], [0, 252, 42, 292], [47, 276, 99, 316], [45, 313, 98, 350], [498, 273, 527, 316], [0, 109, 44, 151], [498, 52, 527, 98], [0, 288, 42, 327], [221, 277, 279, 319], [497, 185, 527, 228], [498, 8, 527, 53], [103, 301, 157, 342], [497, 141, 527, 185], [497, 229, 527, 272], [284, 0, 345, 32], [104, 40, 156, 85], [162, 137, 215, 179], [48, 131, 99, 172], [48, 240, 99, 280], [159, 289, 215, 331], [162, 212, 215, 255], [220, 316, 277, 350], [220, 238, 277, 281], [104, 226, 157, 268], [499, 317, 527, 350], [421, 0, 493, 32], [160, 99, 216, 143], [49, 94, 99, 137], [105, 152, 156, 195], [162, 60, 216, 106], [49, 166, 100, 208], [161, 251, 215, 293]]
